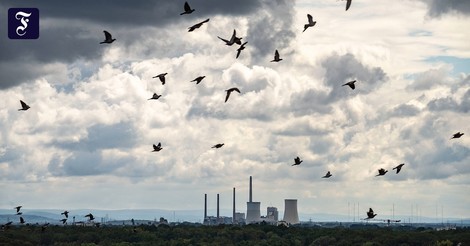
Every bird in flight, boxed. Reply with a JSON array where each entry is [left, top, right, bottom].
[[225, 87, 241, 103], [190, 76, 206, 84], [303, 14, 316, 32], [180, 1, 195, 15], [218, 29, 242, 46], [212, 143, 224, 149], [85, 213, 95, 221], [14, 206, 22, 213], [152, 143, 163, 152], [322, 171, 332, 178], [61, 211, 69, 218], [100, 30, 116, 44], [366, 208, 377, 219], [376, 168, 388, 176], [292, 156, 303, 166], [236, 42, 248, 59], [148, 93, 162, 100], [18, 100, 30, 111], [188, 18, 210, 32], [271, 50, 282, 62], [19, 217, 25, 224], [392, 163, 405, 174], [153, 73, 168, 85], [345, 0, 352, 11], [451, 132, 464, 139], [342, 80, 357, 90], [60, 218, 67, 224]]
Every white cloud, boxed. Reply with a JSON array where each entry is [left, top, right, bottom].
[[1, 0, 469, 220]]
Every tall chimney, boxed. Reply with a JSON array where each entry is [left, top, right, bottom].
[[217, 193, 220, 218], [249, 176, 252, 202], [204, 194, 207, 219], [233, 187, 236, 224]]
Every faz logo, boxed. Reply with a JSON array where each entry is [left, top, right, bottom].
[[8, 8, 39, 39]]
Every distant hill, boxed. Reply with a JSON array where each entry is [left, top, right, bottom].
[[1, 208, 469, 225]]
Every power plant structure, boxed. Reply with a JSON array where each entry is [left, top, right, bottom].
[[283, 199, 300, 225], [246, 176, 261, 224], [203, 176, 300, 225]]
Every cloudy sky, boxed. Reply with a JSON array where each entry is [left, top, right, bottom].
[[1, 0, 469, 221]]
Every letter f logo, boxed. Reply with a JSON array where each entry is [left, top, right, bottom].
[[8, 8, 39, 39]]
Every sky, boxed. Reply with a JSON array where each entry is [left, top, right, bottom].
[[1, 0, 469, 222]]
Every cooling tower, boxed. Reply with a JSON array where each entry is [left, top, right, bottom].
[[246, 202, 261, 223], [282, 199, 299, 224]]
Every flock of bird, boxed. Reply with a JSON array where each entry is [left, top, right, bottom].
[[8, 0, 466, 227], [1, 205, 97, 230]]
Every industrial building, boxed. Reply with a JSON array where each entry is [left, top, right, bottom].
[[203, 176, 300, 225]]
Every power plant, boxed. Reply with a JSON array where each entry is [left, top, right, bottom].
[[283, 199, 300, 224], [203, 176, 300, 225], [246, 176, 261, 224]]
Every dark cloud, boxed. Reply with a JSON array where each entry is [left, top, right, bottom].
[[0, 0, 264, 89], [423, 0, 470, 17], [246, 0, 296, 63], [427, 88, 470, 113], [388, 104, 421, 118], [405, 143, 470, 180], [290, 53, 387, 115], [60, 151, 120, 176], [50, 122, 137, 151]]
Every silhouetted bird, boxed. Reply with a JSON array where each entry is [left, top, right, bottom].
[[212, 143, 224, 149], [218, 29, 242, 46], [188, 18, 209, 32], [236, 42, 248, 59], [100, 30, 116, 44], [322, 171, 332, 178], [60, 219, 67, 224], [342, 80, 356, 90], [18, 100, 30, 111], [19, 217, 25, 224], [345, 0, 352, 11], [15, 206, 22, 213], [16, 212, 22, 215], [376, 168, 388, 176], [392, 163, 405, 174], [61, 211, 69, 218], [271, 50, 282, 62], [148, 93, 162, 100], [366, 208, 377, 219], [303, 14, 316, 32], [180, 1, 195, 15], [292, 156, 303, 166], [153, 73, 168, 85], [85, 213, 95, 221], [225, 87, 241, 102], [153, 143, 162, 152], [451, 132, 464, 139], [190, 76, 206, 84]]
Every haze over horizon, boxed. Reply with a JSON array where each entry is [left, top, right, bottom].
[[1, 0, 469, 222]]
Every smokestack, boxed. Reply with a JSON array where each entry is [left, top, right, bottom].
[[249, 176, 252, 202], [204, 194, 207, 219], [233, 187, 236, 224], [217, 194, 220, 218]]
